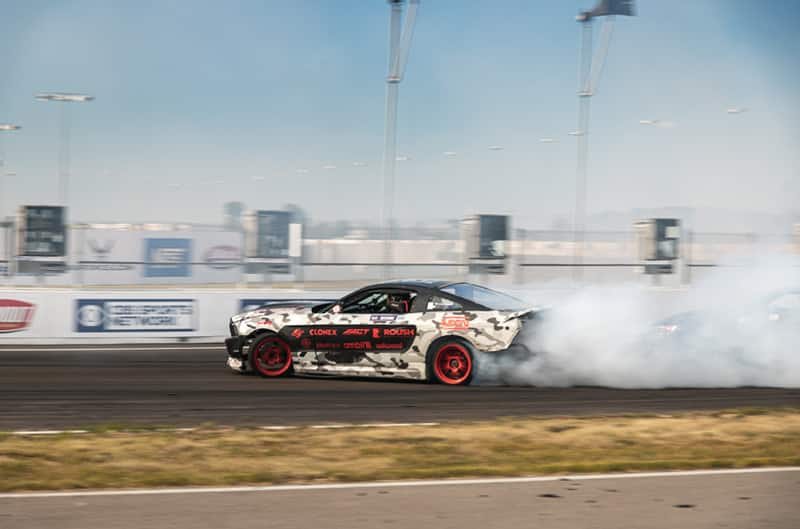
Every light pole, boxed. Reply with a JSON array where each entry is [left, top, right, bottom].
[[0, 124, 21, 221], [35, 93, 94, 207], [571, 0, 634, 281], [381, 0, 419, 279]]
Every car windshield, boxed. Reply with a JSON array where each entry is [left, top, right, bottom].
[[440, 283, 528, 311]]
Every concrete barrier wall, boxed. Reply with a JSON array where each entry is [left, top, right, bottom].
[[0, 289, 344, 344]]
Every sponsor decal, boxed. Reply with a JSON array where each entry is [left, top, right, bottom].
[[204, 245, 240, 270], [0, 299, 36, 333], [75, 299, 196, 332], [382, 327, 415, 337], [310, 328, 337, 337], [300, 338, 312, 349], [81, 239, 133, 271], [143, 238, 192, 278], [342, 328, 370, 336], [441, 315, 469, 330], [312, 325, 417, 353], [291, 328, 305, 338], [370, 314, 398, 324], [89, 239, 114, 256], [343, 341, 372, 350]]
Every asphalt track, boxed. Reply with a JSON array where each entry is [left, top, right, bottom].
[[2, 469, 798, 529], [0, 344, 798, 430]]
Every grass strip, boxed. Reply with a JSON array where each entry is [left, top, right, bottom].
[[1, 408, 799, 492]]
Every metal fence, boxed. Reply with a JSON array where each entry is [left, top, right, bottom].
[[1, 222, 795, 287]]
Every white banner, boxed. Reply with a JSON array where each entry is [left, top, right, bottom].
[[75, 299, 197, 333]]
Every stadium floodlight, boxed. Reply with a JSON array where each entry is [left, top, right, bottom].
[[727, 107, 748, 114], [488, 145, 504, 151], [382, 0, 420, 279], [539, 138, 556, 143], [0, 124, 21, 221], [443, 151, 457, 157], [36, 92, 94, 207], [571, 0, 635, 282]]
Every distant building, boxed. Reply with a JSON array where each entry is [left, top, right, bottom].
[[223, 201, 245, 231]]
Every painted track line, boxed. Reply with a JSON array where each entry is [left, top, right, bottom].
[[8, 429, 89, 436], [8, 422, 441, 436], [2, 467, 797, 499]]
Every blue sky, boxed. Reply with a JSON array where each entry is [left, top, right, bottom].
[[0, 0, 797, 227]]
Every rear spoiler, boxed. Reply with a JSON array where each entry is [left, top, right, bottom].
[[504, 306, 545, 322]]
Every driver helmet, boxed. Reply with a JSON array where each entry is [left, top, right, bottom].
[[387, 294, 409, 313]]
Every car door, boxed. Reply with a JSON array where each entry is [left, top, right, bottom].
[[315, 288, 418, 376]]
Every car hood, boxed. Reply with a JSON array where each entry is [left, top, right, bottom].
[[232, 299, 335, 322]]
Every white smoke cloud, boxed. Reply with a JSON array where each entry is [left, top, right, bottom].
[[477, 256, 800, 388]]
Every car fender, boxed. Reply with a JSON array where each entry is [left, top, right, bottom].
[[412, 310, 523, 355]]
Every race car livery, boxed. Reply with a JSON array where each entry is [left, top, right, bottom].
[[225, 280, 536, 385]]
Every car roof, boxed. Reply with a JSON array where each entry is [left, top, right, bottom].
[[368, 279, 452, 290]]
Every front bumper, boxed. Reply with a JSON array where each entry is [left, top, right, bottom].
[[225, 336, 246, 358]]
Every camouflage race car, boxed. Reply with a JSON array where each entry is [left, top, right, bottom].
[[225, 280, 536, 385]]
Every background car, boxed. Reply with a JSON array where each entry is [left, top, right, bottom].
[[645, 289, 800, 357]]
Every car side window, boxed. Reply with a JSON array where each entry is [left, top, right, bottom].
[[426, 296, 462, 311], [340, 292, 388, 314], [339, 290, 417, 314]]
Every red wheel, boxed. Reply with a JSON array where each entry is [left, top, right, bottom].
[[250, 334, 293, 377], [430, 341, 474, 385]]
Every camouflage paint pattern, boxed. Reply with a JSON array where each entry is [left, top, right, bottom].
[[228, 303, 530, 381]]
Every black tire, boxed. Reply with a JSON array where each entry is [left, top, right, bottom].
[[248, 332, 294, 378], [426, 337, 476, 386]]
